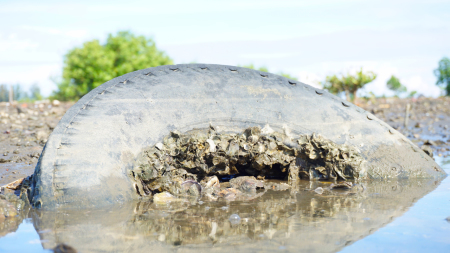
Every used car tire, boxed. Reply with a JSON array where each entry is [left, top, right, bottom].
[[29, 64, 446, 209]]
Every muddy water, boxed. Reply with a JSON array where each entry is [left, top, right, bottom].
[[0, 167, 448, 252]]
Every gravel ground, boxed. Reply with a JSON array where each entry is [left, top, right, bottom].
[[0, 101, 73, 185], [361, 97, 450, 158], [0, 97, 449, 186]]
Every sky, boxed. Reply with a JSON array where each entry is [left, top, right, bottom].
[[0, 0, 449, 97]]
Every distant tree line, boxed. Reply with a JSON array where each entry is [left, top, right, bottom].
[[0, 84, 42, 102], [435, 57, 450, 96]]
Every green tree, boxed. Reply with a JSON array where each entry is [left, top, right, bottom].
[[408, 91, 417, 98], [386, 75, 407, 96], [434, 57, 450, 95], [52, 31, 173, 100], [322, 74, 348, 100], [240, 64, 298, 81], [323, 68, 377, 102]]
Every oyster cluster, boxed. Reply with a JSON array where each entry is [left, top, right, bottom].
[[130, 126, 365, 201], [297, 134, 366, 181]]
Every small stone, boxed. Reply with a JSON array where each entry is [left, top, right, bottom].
[[421, 145, 433, 158], [206, 139, 216, 152], [13, 149, 20, 154], [424, 140, 437, 146], [329, 182, 353, 189], [153, 192, 180, 204], [314, 187, 324, 194], [155, 142, 164, 150], [36, 130, 47, 141], [53, 243, 77, 253], [158, 234, 166, 242]]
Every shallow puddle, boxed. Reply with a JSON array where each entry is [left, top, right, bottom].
[[0, 166, 449, 252]]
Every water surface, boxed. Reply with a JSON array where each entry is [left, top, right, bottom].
[[1, 163, 448, 252]]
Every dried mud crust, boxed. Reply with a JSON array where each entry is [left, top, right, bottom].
[[130, 126, 366, 199]]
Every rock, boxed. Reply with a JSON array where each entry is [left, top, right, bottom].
[[314, 187, 324, 194], [421, 145, 434, 158], [423, 140, 437, 146], [2, 177, 25, 190], [29, 152, 40, 158], [53, 243, 77, 253], [329, 182, 353, 189], [218, 188, 241, 200], [52, 100, 61, 107], [153, 192, 181, 204], [230, 176, 264, 192], [36, 130, 48, 141]]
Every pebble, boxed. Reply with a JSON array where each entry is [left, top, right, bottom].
[[53, 243, 77, 253], [314, 187, 324, 194]]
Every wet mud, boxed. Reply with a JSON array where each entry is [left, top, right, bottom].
[[364, 97, 450, 159]]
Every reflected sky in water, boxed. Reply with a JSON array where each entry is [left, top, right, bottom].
[[341, 164, 450, 253]]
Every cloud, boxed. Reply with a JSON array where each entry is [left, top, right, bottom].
[[240, 53, 292, 60], [0, 33, 38, 52], [20, 25, 88, 39], [296, 71, 322, 88], [403, 75, 442, 96], [0, 64, 61, 96]]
